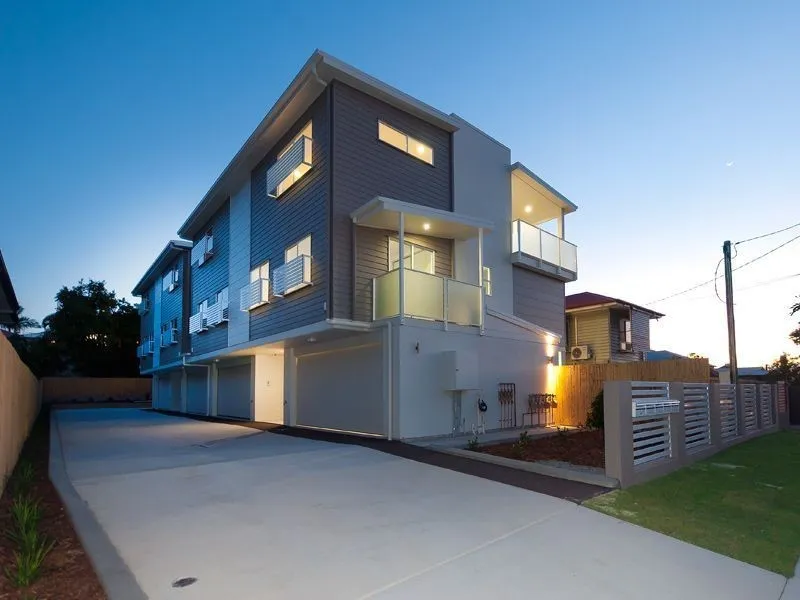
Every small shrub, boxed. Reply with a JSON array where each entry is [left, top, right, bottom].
[[510, 442, 525, 459], [586, 390, 604, 430], [9, 496, 41, 536], [466, 437, 480, 451], [518, 431, 531, 447], [556, 426, 570, 439], [11, 460, 35, 496], [4, 537, 55, 588]]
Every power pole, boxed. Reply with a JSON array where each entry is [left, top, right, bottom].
[[723, 240, 738, 384]]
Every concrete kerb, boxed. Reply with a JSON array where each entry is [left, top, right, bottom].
[[437, 447, 620, 489], [49, 412, 148, 600]]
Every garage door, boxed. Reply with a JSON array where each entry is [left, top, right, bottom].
[[186, 369, 208, 415], [296, 343, 384, 435], [217, 362, 252, 420], [157, 376, 172, 411]]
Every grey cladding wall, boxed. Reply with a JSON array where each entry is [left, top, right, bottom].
[[138, 284, 155, 372], [158, 254, 187, 366], [512, 267, 565, 336], [191, 202, 230, 356], [331, 82, 452, 320], [354, 227, 452, 322], [249, 93, 329, 341], [610, 308, 652, 361]]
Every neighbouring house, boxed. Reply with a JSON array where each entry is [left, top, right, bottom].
[[644, 350, 687, 361], [717, 365, 769, 384], [0, 250, 21, 332], [565, 292, 663, 363], [133, 50, 579, 439]]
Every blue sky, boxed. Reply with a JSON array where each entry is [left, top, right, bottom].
[[2, 0, 798, 366]]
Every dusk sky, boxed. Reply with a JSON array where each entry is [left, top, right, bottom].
[[2, 0, 798, 367]]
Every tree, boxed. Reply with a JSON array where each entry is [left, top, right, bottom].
[[6, 306, 40, 334], [39, 280, 140, 377], [791, 297, 800, 346], [766, 353, 800, 386]]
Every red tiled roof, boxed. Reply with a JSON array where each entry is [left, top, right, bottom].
[[565, 292, 664, 318]]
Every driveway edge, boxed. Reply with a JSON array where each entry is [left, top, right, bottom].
[[49, 412, 149, 600], [437, 447, 620, 489]]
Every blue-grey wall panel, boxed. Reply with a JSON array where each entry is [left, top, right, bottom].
[[190, 201, 230, 356], [249, 93, 329, 341]]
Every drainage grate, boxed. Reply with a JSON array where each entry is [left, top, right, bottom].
[[172, 577, 198, 588]]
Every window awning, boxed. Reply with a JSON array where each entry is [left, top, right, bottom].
[[350, 197, 493, 240]]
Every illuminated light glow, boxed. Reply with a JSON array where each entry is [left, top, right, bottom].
[[293, 169, 301, 178], [524, 205, 533, 214], [422, 222, 431, 231], [416, 143, 425, 154]]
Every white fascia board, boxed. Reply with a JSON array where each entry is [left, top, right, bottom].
[[511, 162, 578, 214]]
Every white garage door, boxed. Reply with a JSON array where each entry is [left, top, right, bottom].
[[217, 362, 252, 420], [296, 343, 384, 435]]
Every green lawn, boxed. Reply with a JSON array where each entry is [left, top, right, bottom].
[[585, 431, 800, 576]]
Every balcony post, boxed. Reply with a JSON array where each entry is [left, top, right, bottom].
[[478, 227, 485, 335], [398, 211, 405, 324], [557, 211, 565, 239]]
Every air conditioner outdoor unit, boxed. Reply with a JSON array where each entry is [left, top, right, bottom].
[[570, 345, 592, 360]]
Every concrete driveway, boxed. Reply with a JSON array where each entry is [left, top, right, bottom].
[[52, 409, 787, 600]]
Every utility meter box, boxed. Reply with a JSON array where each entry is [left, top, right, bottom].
[[441, 350, 478, 391]]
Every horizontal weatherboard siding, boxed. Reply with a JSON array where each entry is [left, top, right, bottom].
[[354, 227, 453, 322], [569, 309, 610, 363], [190, 202, 230, 356], [610, 308, 651, 361], [512, 267, 566, 337], [159, 255, 186, 365], [139, 284, 156, 371], [331, 81, 452, 320], [249, 93, 329, 341]]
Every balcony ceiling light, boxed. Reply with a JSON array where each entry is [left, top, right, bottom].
[[422, 222, 431, 231], [524, 205, 533, 214]]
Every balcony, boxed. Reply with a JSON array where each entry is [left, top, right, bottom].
[[206, 300, 229, 327], [189, 312, 207, 334], [240, 278, 270, 311], [272, 255, 311, 296], [267, 135, 313, 198], [511, 220, 578, 282], [373, 270, 483, 328]]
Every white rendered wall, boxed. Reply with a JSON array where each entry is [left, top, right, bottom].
[[228, 180, 252, 346], [394, 317, 551, 439], [254, 352, 285, 424], [451, 115, 514, 314]]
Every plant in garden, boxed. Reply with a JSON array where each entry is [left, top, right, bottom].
[[11, 460, 35, 496], [5, 537, 56, 588], [586, 390, 604, 430], [9, 495, 42, 536], [466, 436, 480, 451], [518, 431, 531, 446]]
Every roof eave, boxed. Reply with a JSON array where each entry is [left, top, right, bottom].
[[132, 240, 192, 296], [511, 162, 577, 214]]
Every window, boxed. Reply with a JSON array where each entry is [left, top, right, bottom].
[[378, 121, 434, 165], [619, 318, 632, 351], [162, 265, 179, 292], [274, 121, 313, 197], [215, 288, 229, 307], [482, 266, 492, 296], [251, 261, 269, 282], [285, 235, 311, 263], [388, 238, 435, 274], [198, 300, 208, 314]]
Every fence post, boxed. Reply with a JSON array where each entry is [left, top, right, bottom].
[[708, 383, 722, 450], [603, 380, 633, 487], [669, 382, 687, 466], [756, 385, 764, 430], [777, 382, 790, 430]]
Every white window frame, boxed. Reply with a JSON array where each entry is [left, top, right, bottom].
[[388, 238, 435, 274], [162, 265, 179, 292], [285, 235, 312, 263], [250, 261, 270, 282], [378, 121, 434, 166], [275, 122, 313, 197], [483, 266, 492, 297], [620, 318, 633, 352]]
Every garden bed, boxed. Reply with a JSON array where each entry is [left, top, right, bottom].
[[476, 429, 605, 468], [0, 408, 106, 600]]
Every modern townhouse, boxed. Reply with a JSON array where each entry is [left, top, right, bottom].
[[135, 50, 579, 439]]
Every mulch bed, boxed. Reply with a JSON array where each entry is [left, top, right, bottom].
[[477, 429, 605, 468], [0, 408, 106, 600]]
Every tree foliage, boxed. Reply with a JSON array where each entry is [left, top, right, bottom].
[[12, 280, 139, 377], [765, 295, 800, 385]]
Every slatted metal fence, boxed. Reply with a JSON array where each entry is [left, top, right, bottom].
[[631, 382, 673, 467], [684, 383, 711, 453], [719, 384, 738, 441], [759, 384, 774, 427], [741, 384, 757, 432]]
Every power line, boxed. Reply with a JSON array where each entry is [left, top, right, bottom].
[[735, 221, 800, 245], [652, 272, 800, 304], [648, 232, 800, 305]]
